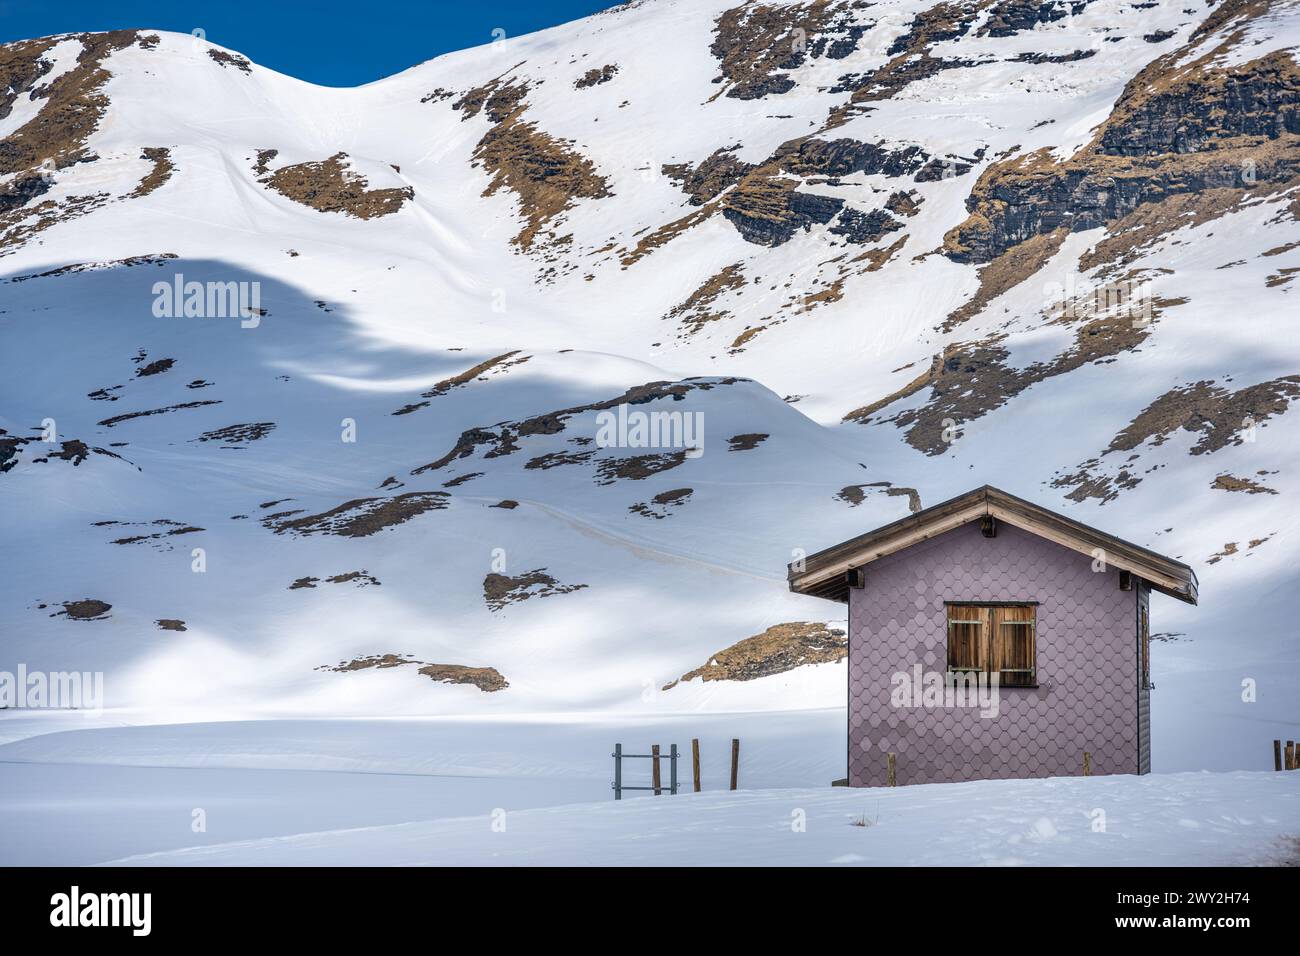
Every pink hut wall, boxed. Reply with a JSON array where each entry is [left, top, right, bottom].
[[847, 519, 1142, 786]]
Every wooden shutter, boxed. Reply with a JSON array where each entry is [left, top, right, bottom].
[[947, 607, 986, 673], [993, 605, 1036, 687]]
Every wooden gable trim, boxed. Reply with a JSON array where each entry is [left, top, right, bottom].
[[789, 499, 986, 596], [983, 498, 1195, 604], [788, 485, 1198, 605]]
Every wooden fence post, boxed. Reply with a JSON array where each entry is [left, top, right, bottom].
[[1275, 739, 1283, 771], [651, 744, 662, 795], [1083, 751, 1092, 777], [887, 752, 896, 787], [669, 744, 679, 795], [1287, 741, 1296, 771], [613, 743, 622, 800], [692, 738, 701, 792], [730, 738, 740, 791]]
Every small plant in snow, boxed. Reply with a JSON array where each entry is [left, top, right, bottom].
[[851, 805, 880, 828]]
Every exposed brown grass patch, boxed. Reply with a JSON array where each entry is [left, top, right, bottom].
[[841, 358, 938, 424], [0, 32, 145, 253], [1207, 542, 1239, 564], [474, 116, 612, 250], [0, 37, 58, 123], [729, 325, 766, 352], [413, 379, 736, 473], [942, 228, 1067, 331], [483, 568, 587, 611], [709, 1, 867, 101], [1108, 377, 1300, 457], [4, 434, 129, 472], [0, 31, 138, 176], [318, 654, 508, 691], [1056, 375, 1300, 501], [105, 519, 203, 548], [97, 400, 221, 428], [619, 203, 718, 266], [594, 451, 690, 485], [664, 622, 846, 689], [207, 49, 251, 73], [128, 147, 174, 198], [727, 433, 768, 451], [252, 148, 277, 177], [575, 64, 618, 89], [850, 304, 1164, 453], [850, 234, 907, 272], [668, 263, 748, 335], [193, 422, 274, 445], [629, 487, 694, 519], [455, 74, 611, 250], [58, 599, 112, 620], [1079, 188, 1264, 276], [525, 449, 595, 471], [264, 491, 449, 537], [1212, 473, 1277, 494], [264, 152, 413, 219], [290, 570, 380, 589], [1266, 266, 1300, 288], [393, 351, 527, 415], [837, 482, 922, 512], [827, 2, 987, 117], [417, 663, 509, 692]]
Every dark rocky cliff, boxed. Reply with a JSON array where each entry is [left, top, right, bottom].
[[944, 0, 1300, 264]]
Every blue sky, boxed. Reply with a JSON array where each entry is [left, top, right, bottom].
[[0, 0, 626, 86]]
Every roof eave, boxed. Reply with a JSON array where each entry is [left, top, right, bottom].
[[788, 486, 1199, 606]]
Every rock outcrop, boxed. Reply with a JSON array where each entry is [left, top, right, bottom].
[[663, 621, 847, 688], [945, 0, 1300, 263]]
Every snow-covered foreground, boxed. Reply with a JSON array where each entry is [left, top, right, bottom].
[[0, 711, 843, 865], [1, 714, 1295, 867], [109, 771, 1300, 868]]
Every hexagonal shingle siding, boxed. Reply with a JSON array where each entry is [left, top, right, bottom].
[[847, 520, 1141, 787]]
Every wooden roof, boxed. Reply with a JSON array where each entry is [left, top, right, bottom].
[[788, 485, 1198, 605]]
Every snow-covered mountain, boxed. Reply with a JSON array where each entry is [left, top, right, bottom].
[[2, 0, 1297, 771]]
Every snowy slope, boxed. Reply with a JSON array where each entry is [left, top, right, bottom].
[[1, 0, 1298, 775], [3, 714, 1292, 866], [104, 769, 1300, 867]]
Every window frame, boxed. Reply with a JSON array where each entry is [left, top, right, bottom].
[[945, 602, 1038, 688]]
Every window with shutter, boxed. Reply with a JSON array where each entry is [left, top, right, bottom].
[[946, 603, 1037, 687]]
